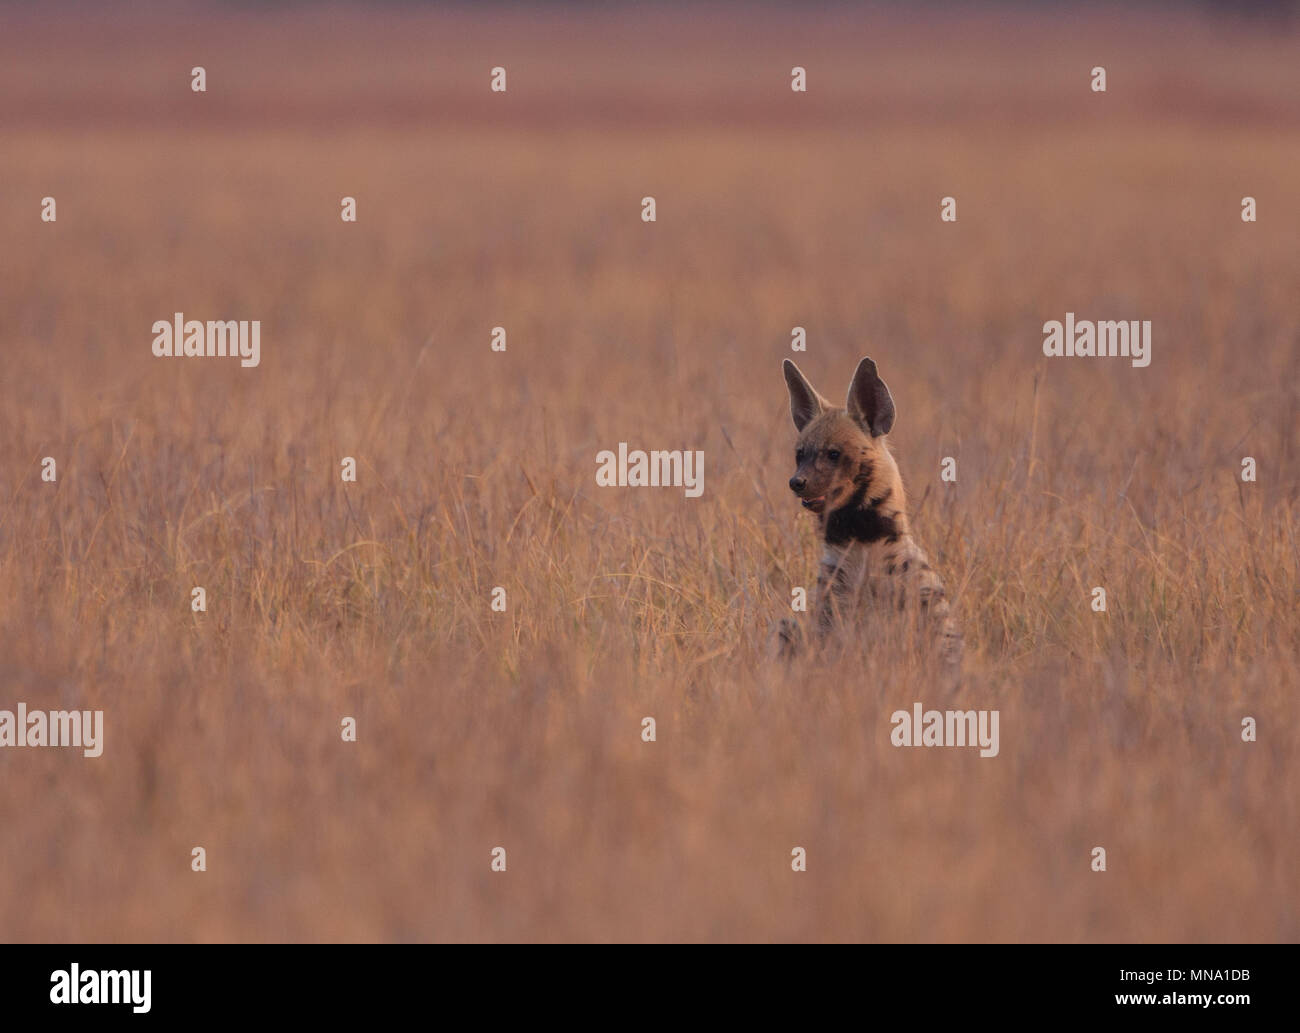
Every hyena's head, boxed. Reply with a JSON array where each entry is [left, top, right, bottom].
[[782, 357, 902, 518]]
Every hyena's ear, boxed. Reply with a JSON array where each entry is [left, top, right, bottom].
[[845, 356, 896, 437], [783, 359, 829, 432]]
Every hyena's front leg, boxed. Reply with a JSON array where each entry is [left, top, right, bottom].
[[813, 569, 841, 635], [773, 615, 804, 659], [773, 557, 844, 659], [913, 566, 963, 668]]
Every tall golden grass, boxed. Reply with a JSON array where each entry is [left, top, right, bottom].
[[0, 2, 1296, 941]]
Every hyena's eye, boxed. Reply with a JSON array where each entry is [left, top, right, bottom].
[[827, 449, 841, 462]]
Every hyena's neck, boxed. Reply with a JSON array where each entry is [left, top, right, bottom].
[[820, 483, 911, 549]]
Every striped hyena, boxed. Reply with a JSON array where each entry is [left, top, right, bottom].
[[776, 357, 962, 667]]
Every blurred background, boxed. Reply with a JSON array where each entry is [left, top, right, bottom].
[[0, 1, 1296, 942]]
